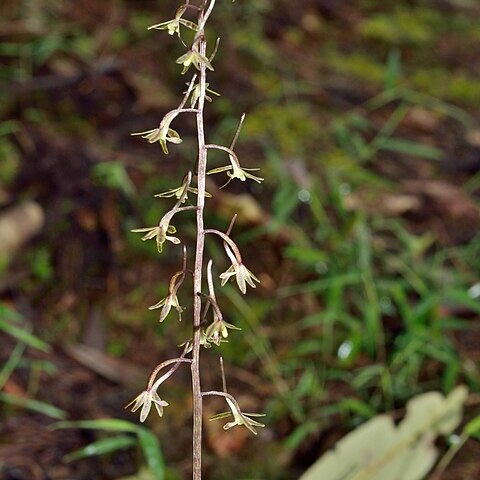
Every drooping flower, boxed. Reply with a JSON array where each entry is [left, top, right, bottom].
[[219, 240, 260, 294], [206, 146, 264, 186], [207, 164, 264, 185], [148, 5, 198, 43], [205, 230, 260, 294], [204, 318, 240, 346], [177, 48, 214, 75], [210, 397, 265, 435], [131, 199, 194, 254], [149, 265, 186, 323], [131, 110, 182, 154], [228, 157, 264, 183], [126, 388, 169, 423], [131, 223, 180, 254], [149, 292, 183, 322], [204, 260, 241, 344], [220, 261, 260, 294], [154, 185, 212, 203]]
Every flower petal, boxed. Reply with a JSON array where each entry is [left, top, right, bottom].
[[140, 394, 152, 423], [159, 298, 173, 322], [166, 235, 181, 245], [149, 298, 167, 310]]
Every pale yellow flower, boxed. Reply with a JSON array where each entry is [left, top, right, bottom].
[[219, 241, 260, 293], [149, 293, 183, 322], [210, 397, 265, 435], [132, 110, 183, 154], [177, 49, 214, 75], [127, 389, 169, 423]]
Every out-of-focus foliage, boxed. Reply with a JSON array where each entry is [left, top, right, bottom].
[[1, 0, 479, 478], [300, 386, 467, 480]]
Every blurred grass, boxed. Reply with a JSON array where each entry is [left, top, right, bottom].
[[0, 0, 479, 478]]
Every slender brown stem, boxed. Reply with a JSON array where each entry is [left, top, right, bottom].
[[191, 3, 211, 478], [230, 114, 245, 150], [201, 390, 243, 413], [179, 75, 198, 109], [204, 228, 243, 263], [198, 292, 223, 320], [204, 144, 242, 168], [159, 205, 197, 229], [149, 358, 192, 391], [226, 214, 237, 236], [147, 342, 192, 389]]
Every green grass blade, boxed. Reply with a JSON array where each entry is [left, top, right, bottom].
[[0, 340, 26, 390], [277, 273, 361, 298], [465, 415, 480, 437], [0, 304, 23, 323], [384, 48, 401, 91], [379, 138, 445, 160], [64, 435, 137, 462], [446, 289, 480, 315], [0, 318, 50, 352], [0, 392, 67, 419], [137, 428, 165, 480], [52, 418, 140, 433]]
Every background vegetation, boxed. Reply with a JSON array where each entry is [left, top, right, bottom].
[[0, 0, 479, 479]]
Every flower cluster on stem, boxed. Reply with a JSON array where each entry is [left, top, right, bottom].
[[127, 1, 265, 478]]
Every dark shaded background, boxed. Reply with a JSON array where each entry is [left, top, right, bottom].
[[0, 0, 479, 479]]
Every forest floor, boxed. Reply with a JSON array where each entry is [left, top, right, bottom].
[[1, 0, 480, 479]]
